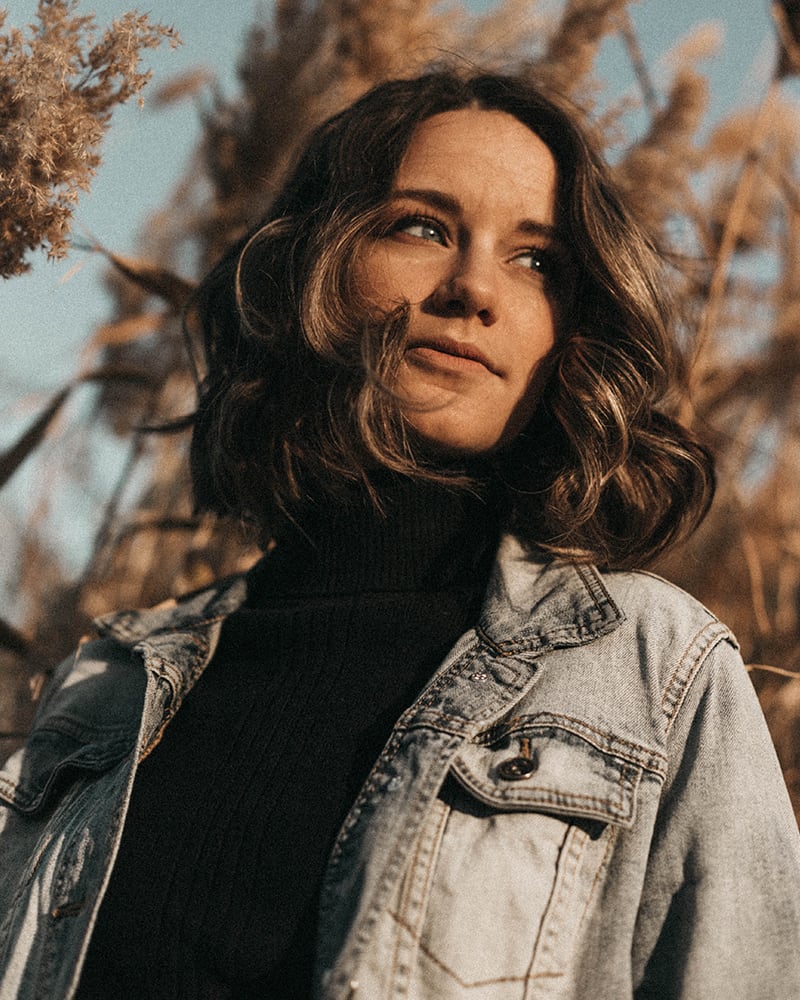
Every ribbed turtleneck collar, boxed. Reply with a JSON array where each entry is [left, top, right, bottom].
[[245, 475, 503, 601]]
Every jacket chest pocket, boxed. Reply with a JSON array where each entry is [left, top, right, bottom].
[[382, 715, 657, 1000]]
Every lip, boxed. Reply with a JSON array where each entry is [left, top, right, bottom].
[[406, 337, 500, 375]]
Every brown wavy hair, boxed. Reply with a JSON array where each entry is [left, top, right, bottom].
[[188, 69, 714, 569]]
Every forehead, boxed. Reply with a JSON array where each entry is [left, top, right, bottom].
[[394, 108, 558, 219]]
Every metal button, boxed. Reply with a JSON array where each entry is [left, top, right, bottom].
[[497, 754, 537, 780]]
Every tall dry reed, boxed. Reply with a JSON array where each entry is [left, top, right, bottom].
[[1, 0, 799, 818]]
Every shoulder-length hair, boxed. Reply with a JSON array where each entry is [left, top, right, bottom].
[[188, 69, 714, 569]]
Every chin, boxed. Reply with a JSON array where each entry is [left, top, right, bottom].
[[406, 423, 505, 460], [402, 401, 533, 461]]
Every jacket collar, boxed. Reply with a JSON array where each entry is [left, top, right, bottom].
[[94, 572, 250, 643], [95, 534, 623, 659], [86, 537, 624, 755], [477, 535, 623, 654]]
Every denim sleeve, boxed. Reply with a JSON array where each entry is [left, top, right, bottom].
[[633, 637, 800, 999]]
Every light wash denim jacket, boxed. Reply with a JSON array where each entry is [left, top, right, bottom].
[[1, 536, 799, 999]]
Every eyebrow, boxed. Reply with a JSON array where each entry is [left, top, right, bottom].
[[389, 187, 559, 241]]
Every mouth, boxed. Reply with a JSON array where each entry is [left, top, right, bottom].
[[406, 337, 500, 375]]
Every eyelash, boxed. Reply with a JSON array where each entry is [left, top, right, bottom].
[[387, 211, 556, 276], [390, 212, 449, 243]]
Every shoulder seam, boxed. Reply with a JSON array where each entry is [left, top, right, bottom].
[[661, 621, 734, 734]]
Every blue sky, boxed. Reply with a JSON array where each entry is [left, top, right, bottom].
[[0, 0, 792, 573], [1, 0, 783, 401]]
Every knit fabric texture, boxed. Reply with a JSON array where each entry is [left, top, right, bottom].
[[76, 478, 500, 999]]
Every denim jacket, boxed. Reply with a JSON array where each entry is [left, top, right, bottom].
[[1, 535, 799, 999]]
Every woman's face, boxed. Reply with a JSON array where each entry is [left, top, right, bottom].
[[359, 107, 560, 456]]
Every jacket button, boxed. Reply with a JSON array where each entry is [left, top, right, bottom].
[[497, 755, 537, 780]]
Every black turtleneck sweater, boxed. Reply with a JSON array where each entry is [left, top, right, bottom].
[[76, 480, 500, 999]]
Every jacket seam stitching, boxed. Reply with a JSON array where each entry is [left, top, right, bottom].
[[661, 623, 730, 733]]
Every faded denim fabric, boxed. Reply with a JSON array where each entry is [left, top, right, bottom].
[[1, 536, 799, 999]]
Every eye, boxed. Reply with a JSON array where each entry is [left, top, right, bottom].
[[513, 247, 553, 274], [392, 215, 447, 245]]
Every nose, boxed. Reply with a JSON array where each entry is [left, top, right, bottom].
[[427, 250, 498, 326]]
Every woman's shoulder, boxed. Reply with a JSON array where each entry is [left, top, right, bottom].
[[602, 565, 736, 646], [489, 535, 735, 657], [592, 566, 746, 737], [600, 565, 742, 689], [485, 541, 741, 729], [26, 573, 252, 738], [0, 573, 253, 806], [90, 571, 250, 647]]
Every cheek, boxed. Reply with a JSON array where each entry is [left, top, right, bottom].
[[357, 245, 435, 311], [356, 246, 400, 309], [504, 319, 558, 418], [515, 305, 557, 379]]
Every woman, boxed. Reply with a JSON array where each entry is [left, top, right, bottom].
[[1, 71, 799, 1000]]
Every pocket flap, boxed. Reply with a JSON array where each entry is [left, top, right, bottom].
[[0, 727, 134, 815], [452, 713, 666, 828]]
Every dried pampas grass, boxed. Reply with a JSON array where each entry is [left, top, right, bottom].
[[2, 0, 800, 815], [0, 0, 178, 277]]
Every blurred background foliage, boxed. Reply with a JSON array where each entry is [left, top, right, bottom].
[[1, 0, 800, 817]]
